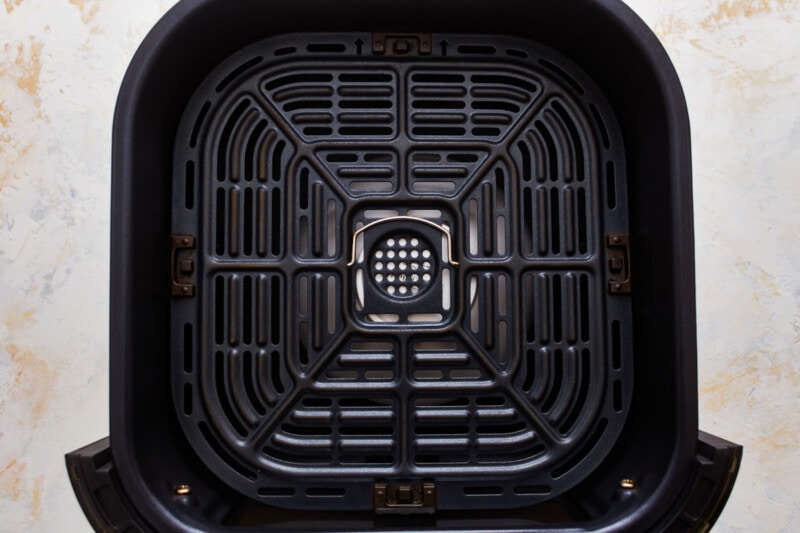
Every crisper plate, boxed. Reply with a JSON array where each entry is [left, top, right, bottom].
[[171, 32, 633, 512]]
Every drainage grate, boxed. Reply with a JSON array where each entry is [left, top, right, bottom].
[[171, 32, 633, 511]]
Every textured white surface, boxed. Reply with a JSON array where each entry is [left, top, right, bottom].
[[0, 1, 798, 531]]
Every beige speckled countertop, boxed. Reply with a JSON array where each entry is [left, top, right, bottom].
[[1, 1, 798, 531]]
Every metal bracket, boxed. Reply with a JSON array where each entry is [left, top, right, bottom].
[[607, 234, 632, 294], [347, 216, 459, 267], [171, 235, 196, 298], [372, 32, 433, 56], [374, 481, 436, 515]]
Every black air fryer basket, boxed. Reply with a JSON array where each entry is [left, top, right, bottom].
[[67, 0, 741, 531]]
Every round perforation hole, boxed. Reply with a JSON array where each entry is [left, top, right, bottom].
[[371, 232, 435, 298]]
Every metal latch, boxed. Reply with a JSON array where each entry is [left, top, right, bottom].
[[171, 235, 196, 298], [372, 32, 432, 56], [374, 481, 436, 515], [607, 234, 632, 294]]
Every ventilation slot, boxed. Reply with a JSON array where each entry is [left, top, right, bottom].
[[409, 150, 488, 196], [540, 349, 563, 414], [215, 188, 226, 256], [174, 376, 189, 416], [214, 351, 249, 437], [612, 320, 622, 370], [258, 487, 295, 497], [578, 189, 588, 254], [190, 101, 211, 148], [265, 73, 333, 91], [263, 445, 331, 465], [295, 168, 341, 257], [464, 486, 503, 496], [242, 351, 266, 415], [318, 150, 397, 196], [306, 43, 347, 53], [518, 142, 532, 182], [484, 196, 497, 254], [244, 120, 269, 182], [216, 57, 264, 92], [273, 46, 296, 57], [606, 161, 617, 209], [559, 349, 591, 434], [580, 275, 590, 341], [506, 48, 529, 59], [535, 121, 558, 183], [183, 323, 193, 373], [466, 274, 512, 370], [457, 45, 497, 55], [464, 167, 510, 258], [243, 189, 254, 257], [184, 161, 195, 209], [217, 99, 252, 182], [214, 276, 225, 345], [472, 100, 520, 113], [296, 273, 341, 367]]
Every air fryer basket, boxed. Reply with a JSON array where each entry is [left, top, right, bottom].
[[67, 0, 741, 531]]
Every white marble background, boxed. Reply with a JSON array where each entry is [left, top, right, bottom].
[[0, 0, 797, 531]]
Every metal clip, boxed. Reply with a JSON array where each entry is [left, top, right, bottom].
[[374, 481, 436, 515], [171, 235, 196, 298], [347, 216, 459, 267], [372, 32, 433, 56], [607, 234, 632, 294]]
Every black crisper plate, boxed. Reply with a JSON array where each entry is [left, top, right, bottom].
[[171, 33, 632, 511]]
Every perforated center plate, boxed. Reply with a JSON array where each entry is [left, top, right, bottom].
[[371, 233, 435, 298], [171, 32, 634, 512]]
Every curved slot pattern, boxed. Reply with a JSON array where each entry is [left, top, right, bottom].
[[514, 97, 598, 259], [412, 394, 546, 468], [211, 99, 289, 259], [264, 395, 399, 467], [519, 272, 601, 438], [262, 69, 397, 141], [208, 274, 290, 436], [409, 69, 542, 140]]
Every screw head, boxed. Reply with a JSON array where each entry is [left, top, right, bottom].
[[619, 479, 636, 490], [175, 484, 192, 496]]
